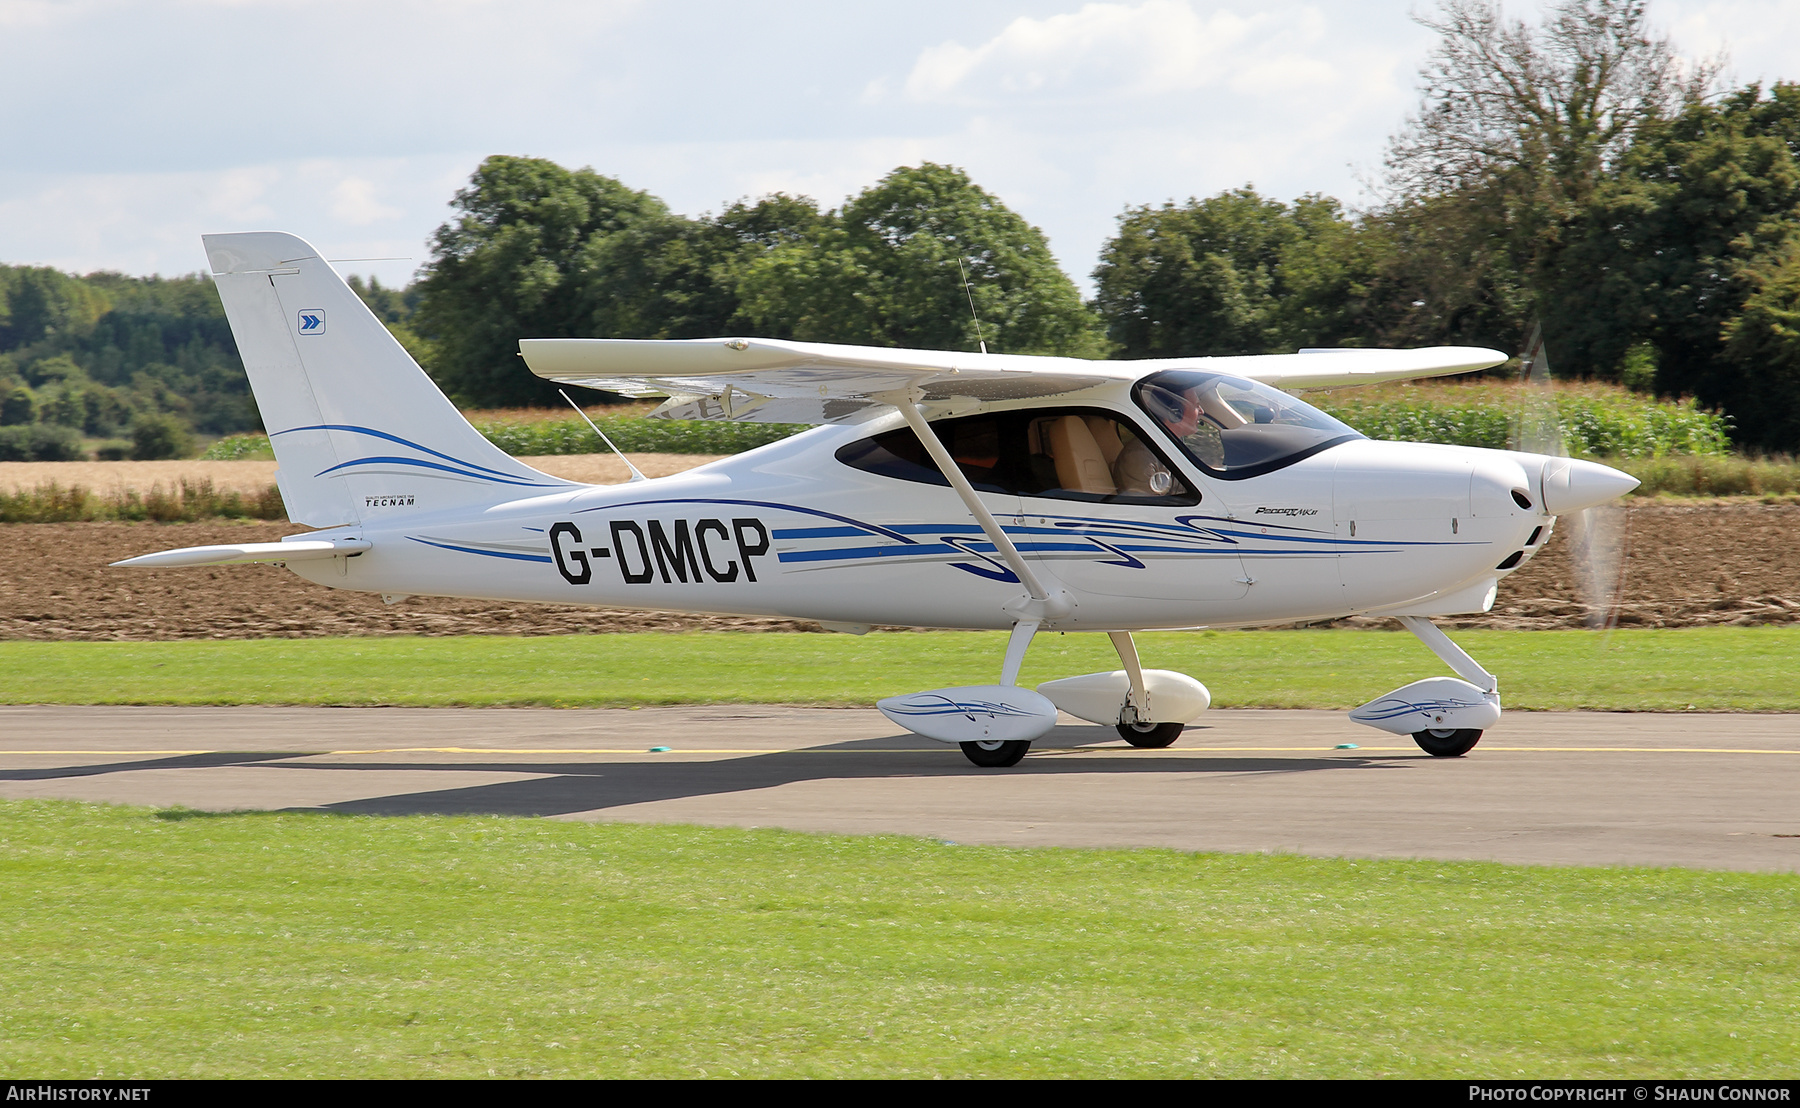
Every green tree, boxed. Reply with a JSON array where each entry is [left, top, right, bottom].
[[1721, 245, 1800, 450], [1092, 188, 1383, 357], [1389, 0, 1709, 209], [1, 383, 35, 425], [349, 275, 436, 373], [739, 164, 1106, 357], [583, 193, 831, 341], [0, 266, 109, 350], [22, 271, 249, 435], [129, 411, 194, 460], [1542, 83, 1800, 448], [1380, 0, 1713, 349], [413, 155, 670, 407]]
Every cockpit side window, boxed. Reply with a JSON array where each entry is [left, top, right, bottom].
[[1134, 371, 1363, 480], [834, 407, 1199, 506]]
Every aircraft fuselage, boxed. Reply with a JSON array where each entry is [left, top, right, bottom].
[[292, 402, 1553, 632]]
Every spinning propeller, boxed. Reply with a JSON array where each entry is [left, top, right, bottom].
[[1514, 325, 1632, 629]]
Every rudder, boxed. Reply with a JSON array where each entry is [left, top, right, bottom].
[[205, 231, 574, 527]]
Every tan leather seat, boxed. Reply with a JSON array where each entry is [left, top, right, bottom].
[[1085, 416, 1124, 466], [1048, 415, 1116, 495]]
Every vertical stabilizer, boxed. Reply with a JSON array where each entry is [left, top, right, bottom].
[[204, 231, 574, 527]]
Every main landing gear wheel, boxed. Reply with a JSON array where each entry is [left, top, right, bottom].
[[960, 740, 1031, 768], [1412, 728, 1483, 757], [1117, 720, 1184, 748]]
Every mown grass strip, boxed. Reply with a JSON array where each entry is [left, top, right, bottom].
[[0, 800, 1793, 1078], [2, 626, 1794, 711]]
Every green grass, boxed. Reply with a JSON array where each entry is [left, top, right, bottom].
[[2, 626, 1795, 711], [1, 800, 1793, 1077]]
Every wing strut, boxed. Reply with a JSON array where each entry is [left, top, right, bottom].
[[1397, 615, 1497, 693], [889, 397, 1051, 603], [886, 394, 1072, 687]]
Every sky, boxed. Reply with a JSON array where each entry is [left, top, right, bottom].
[[2, 0, 1795, 295]]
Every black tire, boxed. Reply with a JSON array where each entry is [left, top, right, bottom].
[[1117, 720, 1184, 748], [960, 740, 1031, 768], [1412, 728, 1482, 757]]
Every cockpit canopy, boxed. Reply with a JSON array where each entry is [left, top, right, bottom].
[[1133, 370, 1363, 479]]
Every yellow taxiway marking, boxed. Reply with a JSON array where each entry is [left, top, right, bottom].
[[0, 751, 217, 756], [6, 745, 1799, 757]]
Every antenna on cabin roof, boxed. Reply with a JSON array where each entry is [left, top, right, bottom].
[[956, 256, 988, 355]]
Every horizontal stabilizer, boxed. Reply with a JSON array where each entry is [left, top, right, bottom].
[[112, 537, 372, 568]]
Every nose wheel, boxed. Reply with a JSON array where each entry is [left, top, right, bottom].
[[960, 740, 1031, 767], [1413, 728, 1482, 757]]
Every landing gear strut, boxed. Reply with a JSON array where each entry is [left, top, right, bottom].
[[1349, 616, 1502, 751]]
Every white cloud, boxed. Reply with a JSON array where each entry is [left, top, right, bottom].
[[4, 0, 1796, 297], [0, 0, 87, 29], [208, 167, 282, 225], [328, 176, 405, 226], [903, 1, 1262, 103], [1658, 0, 1800, 88], [0, 156, 463, 285]]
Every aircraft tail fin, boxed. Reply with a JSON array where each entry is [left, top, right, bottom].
[[204, 231, 574, 528]]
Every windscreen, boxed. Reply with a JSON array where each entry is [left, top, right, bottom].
[[1132, 371, 1363, 480]]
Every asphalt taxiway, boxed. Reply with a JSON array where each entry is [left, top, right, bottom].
[[1, 705, 1795, 871]]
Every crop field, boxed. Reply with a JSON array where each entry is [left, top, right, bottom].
[[1308, 378, 1734, 459], [0, 453, 720, 522]]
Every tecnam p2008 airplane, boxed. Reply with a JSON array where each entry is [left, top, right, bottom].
[[119, 232, 1638, 767]]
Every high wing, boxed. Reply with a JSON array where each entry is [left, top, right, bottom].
[[519, 336, 1509, 425]]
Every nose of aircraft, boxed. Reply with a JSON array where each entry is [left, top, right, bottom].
[[1539, 457, 1640, 514]]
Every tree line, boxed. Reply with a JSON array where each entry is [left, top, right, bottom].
[[0, 266, 251, 459], [4, 0, 1797, 454]]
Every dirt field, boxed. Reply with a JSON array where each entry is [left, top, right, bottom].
[[1, 498, 1793, 640], [0, 454, 728, 495]]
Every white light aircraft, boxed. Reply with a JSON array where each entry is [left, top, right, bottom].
[[118, 232, 1639, 767]]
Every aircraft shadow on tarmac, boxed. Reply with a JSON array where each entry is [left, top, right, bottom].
[[0, 725, 1412, 819]]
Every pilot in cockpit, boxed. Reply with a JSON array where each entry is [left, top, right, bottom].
[[1116, 384, 1207, 494]]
